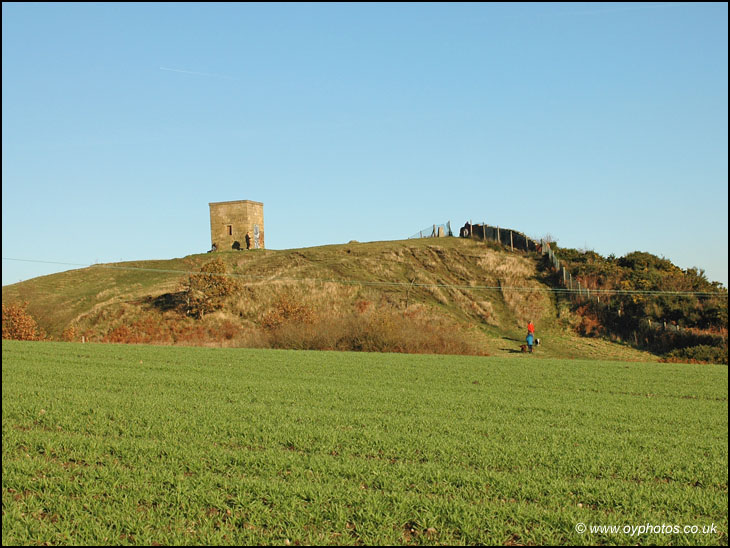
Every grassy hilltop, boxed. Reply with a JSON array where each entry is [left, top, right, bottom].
[[0, 237, 689, 361]]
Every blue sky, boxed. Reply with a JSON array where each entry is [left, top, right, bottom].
[[2, 2, 728, 287]]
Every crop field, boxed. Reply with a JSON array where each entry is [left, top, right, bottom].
[[2, 340, 728, 545]]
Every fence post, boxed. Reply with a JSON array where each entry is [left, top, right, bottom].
[[483, 222, 486, 242], [570, 274, 574, 301], [497, 226, 500, 245], [510, 231, 514, 252]]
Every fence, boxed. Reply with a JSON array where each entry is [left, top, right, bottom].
[[412, 220, 542, 252], [461, 223, 604, 302], [464, 223, 593, 297], [543, 243, 592, 299], [409, 222, 453, 239], [461, 222, 541, 253]]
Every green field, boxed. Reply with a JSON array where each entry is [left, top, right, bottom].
[[2, 341, 727, 545]]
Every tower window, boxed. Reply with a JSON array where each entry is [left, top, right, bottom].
[[227, 225, 232, 236]]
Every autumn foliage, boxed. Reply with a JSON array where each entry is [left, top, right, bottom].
[[2, 302, 45, 341], [181, 258, 242, 319], [261, 294, 316, 330]]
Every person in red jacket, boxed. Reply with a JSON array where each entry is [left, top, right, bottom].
[[526, 321, 535, 353]]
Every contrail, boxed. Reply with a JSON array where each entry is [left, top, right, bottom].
[[159, 66, 238, 81]]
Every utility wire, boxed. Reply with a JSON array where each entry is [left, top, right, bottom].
[[2, 257, 727, 298]]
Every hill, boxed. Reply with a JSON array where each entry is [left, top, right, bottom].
[[2, 237, 721, 361]]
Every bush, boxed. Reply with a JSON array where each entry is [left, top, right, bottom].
[[663, 345, 728, 365], [261, 294, 315, 330], [547, 246, 728, 359], [181, 258, 242, 319], [61, 325, 78, 342], [2, 302, 45, 341]]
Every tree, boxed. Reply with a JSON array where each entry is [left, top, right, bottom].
[[2, 301, 45, 341], [181, 258, 241, 319]]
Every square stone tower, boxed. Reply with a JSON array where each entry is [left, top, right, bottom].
[[209, 200, 264, 250]]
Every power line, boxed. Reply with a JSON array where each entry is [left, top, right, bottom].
[[2, 256, 727, 298], [3, 258, 89, 267]]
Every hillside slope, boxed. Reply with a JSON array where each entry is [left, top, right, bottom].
[[2, 238, 655, 360]]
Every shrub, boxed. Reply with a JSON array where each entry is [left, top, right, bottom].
[[261, 294, 315, 330], [575, 304, 601, 337], [548, 246, 728, 358], [220, 319, 240, 341], [61, 325, 78, 342], [663, 345, 728, 365], [104, 324, 133, 343], [181, 258, 242, 319], [2, 302, 45, 341]]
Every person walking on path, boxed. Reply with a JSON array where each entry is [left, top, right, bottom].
[[526, 320, 535, 353]]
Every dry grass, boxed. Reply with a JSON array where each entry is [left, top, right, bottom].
[[477, 250, 551, 327], [257, 300, 488, 356]]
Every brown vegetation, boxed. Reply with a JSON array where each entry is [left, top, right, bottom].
[[61, 325, 78, 342], [2, 302, 45, 341], [261, 294, 316, 330], [180, 258, 242, 319], [79, 294, 487, 356], [261, 299, 487, 355]]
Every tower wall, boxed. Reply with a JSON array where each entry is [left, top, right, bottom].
[[209, 200, 264, 250]]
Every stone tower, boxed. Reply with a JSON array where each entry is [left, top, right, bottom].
[[209, 200, 264, 251]]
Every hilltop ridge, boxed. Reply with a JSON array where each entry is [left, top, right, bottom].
[[2, 238, 663, 361]]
